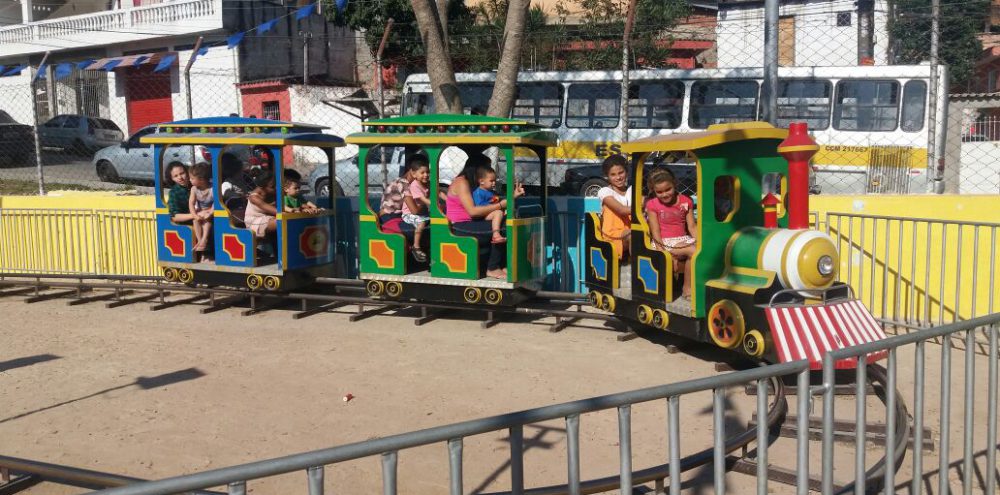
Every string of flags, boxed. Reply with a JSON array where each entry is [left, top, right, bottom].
[[0, 1, 339, 80]]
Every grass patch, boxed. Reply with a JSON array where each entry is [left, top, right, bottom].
[[0, 178, 131, 195]]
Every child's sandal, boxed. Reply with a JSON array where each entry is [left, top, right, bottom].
[[411, 248, 428, 263], [491, 234, 507, 244]]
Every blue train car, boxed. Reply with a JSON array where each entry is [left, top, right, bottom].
[[143, 117, 344, 291]]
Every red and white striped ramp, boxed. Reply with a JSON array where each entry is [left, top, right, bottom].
[[765, 299, 888, 370]]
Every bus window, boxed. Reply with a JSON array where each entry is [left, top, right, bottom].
[[512, 82, 564, 128], [777, 80, 831, 130], [403, 84, 492, 115], [833, 80, 899, 131], [628, 81, 684, 129], [566, 83, 620, 129], [901, 80, 927, 132], [689, 80, 759, 129]]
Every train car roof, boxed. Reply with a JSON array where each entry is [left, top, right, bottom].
[[621, 122, 788, 154], [346, 114, 558, 147], [140, 117, 344, 148]]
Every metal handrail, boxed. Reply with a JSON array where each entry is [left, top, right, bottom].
[[766, 284, 855, 307], [92, 361, 810, 495]]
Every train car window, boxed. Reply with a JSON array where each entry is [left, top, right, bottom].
[[713, 175, 739, 223], [689, 80, 759, 129], [901, 80, 927, 132], [566, 83, 620, 129], [762, 172, 786, 217], [511, 82, 564, 128], [511, 146, 544, 218], [833, 80, 899, 131], [627, 81, 684, 130], [776, 80, 831, 130], [404, 92, 435, 115]]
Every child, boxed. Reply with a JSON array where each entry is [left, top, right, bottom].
[[471, 166, 513, 244], [596, 154, 632, 260], [282, 169, 320, 214], [244, 170, 278, 239], [401, 157, 431, 262], [187, 163, 214, 260], [644, 169, 697, 298]]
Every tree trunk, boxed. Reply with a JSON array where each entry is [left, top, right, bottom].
[[486, 0, 530, 118], [436, 0, 449, 52], [411, 0, 462, 113]]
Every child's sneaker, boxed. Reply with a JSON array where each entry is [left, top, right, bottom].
[[412, 248, 428, 263]]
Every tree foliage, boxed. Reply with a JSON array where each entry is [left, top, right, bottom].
[[890, 0, 989, 87]]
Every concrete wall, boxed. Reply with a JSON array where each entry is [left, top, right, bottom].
[[717, 0, 889, 68]]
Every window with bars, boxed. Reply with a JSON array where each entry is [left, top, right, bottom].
[[262, 101, 281, 120]]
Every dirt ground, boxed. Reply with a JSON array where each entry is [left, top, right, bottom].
[[1, 297, 995, 494]]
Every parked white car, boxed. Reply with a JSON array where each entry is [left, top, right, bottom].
[[93, 126, 248, 183]]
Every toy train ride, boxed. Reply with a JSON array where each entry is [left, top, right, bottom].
[[145, 115, 886, 370]]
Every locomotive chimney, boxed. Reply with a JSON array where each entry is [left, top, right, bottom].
[[777, 122, 818, 230], [761, 193, 780, 228]]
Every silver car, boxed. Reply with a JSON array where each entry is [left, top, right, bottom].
[[93, 126, 249, 183], [39, 114, 124, 155]]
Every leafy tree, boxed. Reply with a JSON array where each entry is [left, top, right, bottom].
[[890, 0, 989, 87]]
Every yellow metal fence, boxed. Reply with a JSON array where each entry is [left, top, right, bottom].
[[0, 208, 157, 276]]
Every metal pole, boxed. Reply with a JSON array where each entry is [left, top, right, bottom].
[[620, 0, 638, 144], [300, 31, 312, 87], [30, 51, 51, 196], [928, 0, 941, 193], [761, 0, 779, 124], [374, 19, 394, 185], [184, 36, 203, 166]]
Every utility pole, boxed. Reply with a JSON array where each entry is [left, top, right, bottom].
[[184, 36, 203, 166], [929, 0, 943, 193], [857, 0, 875, 64], [31, 51, 51, 196], [620, 0, 638, 143], [761, 0, 778, 124], [300, 31, 313, 87]]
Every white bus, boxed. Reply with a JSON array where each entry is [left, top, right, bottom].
[[401, 65, 948, 195]]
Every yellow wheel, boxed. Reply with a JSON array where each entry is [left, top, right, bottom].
[[652, 309, 669, 330], [637, 304, 652, 325], [588, 290, 602, 307], [263, 276, 281, 291], [484, 289, 503, 305], [385, 281, 403, 298], [365, 280, 384, 297], [708, 299, 745, 349], [162, 267, 178, 282], [463, 287, 482, 304], [177, 269, 194, 285], [602, 295, 616, 312], [246, 274, 263, 291], [743, 330, 766, 358]]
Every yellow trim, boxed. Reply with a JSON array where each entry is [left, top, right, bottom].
[[359, 214, 377, 222], [346, 135, 556, 147], [279, 210, 336, 220], [431, 218, 449, 225], [777, 144, 820, 153], [705, 279, 759, 295], [213, 210, 230, 218], [730, 265, 775, 279], [143, 137, 343, 147], [506, 217, 543, 227], [621, 123, 787, 153], [155, 207, 169, 214], [510, 220, 518, 280], [165, 123, 293, 128]]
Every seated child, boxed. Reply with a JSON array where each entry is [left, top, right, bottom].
[[244, 170, 278, 239], [471, 166, 515, 244], [644, 168, 697, 298], [282, 169, 320, 214], [187, 162, 214, 261], [400, 156, 432, 262], [596, 154, 632, 261]]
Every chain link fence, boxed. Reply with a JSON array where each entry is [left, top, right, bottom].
[[1, 0, 998, 196]]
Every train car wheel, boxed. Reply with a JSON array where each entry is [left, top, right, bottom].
[[177, 269, 194, 285], [484, 289, 503, 305], [385, 282, 403, 298], [463, 287, 482, 304], [743, 330, 766, 358], [162, 267, 178, 282], [588, 290, 602, 307], [365, 280, 384, 297], [637, 305, 652, 325], [246, 274, 263, 291], [602, 295, 616, 312], [653, 309, 669, 330], [263, 276, 281, 291], [708, 300, 745, 349]]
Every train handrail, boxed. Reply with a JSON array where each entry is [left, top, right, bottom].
[[766, 284, 855, 307]]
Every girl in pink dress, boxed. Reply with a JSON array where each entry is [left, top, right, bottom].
[[644, 169, 697, 298]]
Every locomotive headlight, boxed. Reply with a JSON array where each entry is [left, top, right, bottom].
[[817, 255, 835, 276]]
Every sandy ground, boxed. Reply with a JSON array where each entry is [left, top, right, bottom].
[[0, 296, 996, 494]]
